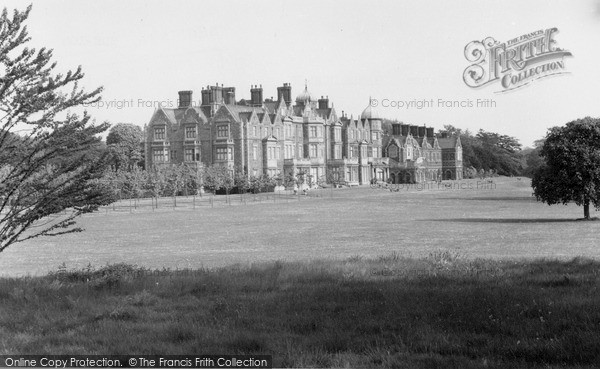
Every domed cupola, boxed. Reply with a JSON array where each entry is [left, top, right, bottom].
[[360, 98, 381, 120], [295, 82, 314, 104]]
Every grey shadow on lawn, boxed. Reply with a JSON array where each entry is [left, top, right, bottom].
[[422, 218, 589, 224], [438, 196, 537, 202]]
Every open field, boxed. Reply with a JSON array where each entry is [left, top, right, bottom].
[[1, 177, 599, 277], [1, 256, 600, 368]]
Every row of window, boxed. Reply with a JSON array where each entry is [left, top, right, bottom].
[[387, 145, 445, 162], [216, 147, 233, 161], [155, 125, 378, 143], [153, 144, 384, 164], [155, 126, 199, 140], [153, 148, 199, 162], [348, 129, 378, 141]]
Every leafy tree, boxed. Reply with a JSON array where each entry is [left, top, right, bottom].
[[106, 123, 143, 171], [532, 117, 600, 220], [0, 6, 113, 253], [203, 165, 234, 195], [284, 172, 296, 188], [520, 139, 545, 177], [440, 126, 522, 176], [248, 175, 262, 194], [474, 130, 522, 176], [234, 166, 250, 194], [144, 168, 167, 206]]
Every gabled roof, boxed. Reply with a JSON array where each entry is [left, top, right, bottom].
[[316, 108, 332, 120], [263, 101, 277, 114], [417, 137, 432, 149], [238, 112, 252, 122], [218, 104, 267, 123], [386, 136, 407, 148], [151, 106, 208, 125], [263, 134, 278, 142], [437, 135, 461, 149]]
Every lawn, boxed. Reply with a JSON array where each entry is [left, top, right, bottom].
[[2, 177, 600, 367], [1, 177, 599, 277], [1, 256, 600, 368]]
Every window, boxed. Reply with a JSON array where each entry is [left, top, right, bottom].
[[334, 145, 342, 159], [310, 126, 317, 137], [309, 144, 318, 157], [253, 145, 258, 160], [216, 147, 227, 160], [310, 167, 318, 180], [228, 147, 233, 160], [153, 149, 165, 163], [252, 126, 257, 137], [217, 125, 228, 138], [334, 128, 341, 141], [185, 126, 196, 139], [154, 127, 165, 140], [349, 129, 354, 140], [392, 125, 401, 135], [372, 132, 379, 141], [275, 147, 280, 160], [185, 148, 194, 162], [350, 146, 357, 158]]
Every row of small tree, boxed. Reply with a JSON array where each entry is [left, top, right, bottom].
[[99, 164, 323, 204]]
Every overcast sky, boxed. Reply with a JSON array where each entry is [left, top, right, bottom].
[[5, 0, 600, 147]]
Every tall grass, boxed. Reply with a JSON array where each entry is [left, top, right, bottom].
[[1, 254, 600, 368]]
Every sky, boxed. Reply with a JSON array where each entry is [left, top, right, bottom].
[[4, 0, 600, 147]]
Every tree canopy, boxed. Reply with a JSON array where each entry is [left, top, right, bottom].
[[0, 6, 113, 252], [439, 125, 523, 176], [532, 117, 600, 220], [106, 123, 144, 171]]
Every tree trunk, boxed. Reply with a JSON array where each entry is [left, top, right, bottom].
[[584, 200, 590, 219]]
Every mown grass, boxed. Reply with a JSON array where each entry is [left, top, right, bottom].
[[1, 253, 600, 368]]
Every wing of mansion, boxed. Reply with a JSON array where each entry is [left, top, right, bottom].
[[144, 83, 463, 185]]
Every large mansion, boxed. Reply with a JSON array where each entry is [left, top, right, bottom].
[[144, 83, 463, 185]]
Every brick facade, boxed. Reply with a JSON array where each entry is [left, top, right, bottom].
[[144, 83, 463, 185]]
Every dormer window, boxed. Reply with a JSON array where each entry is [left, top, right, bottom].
[[388, 145, 398, 159], [154, 127, 165, 140], [185, 126, 196, 139], [217, 125, 229, 138]]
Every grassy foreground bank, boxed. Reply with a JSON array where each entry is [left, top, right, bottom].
[[1, 253, 600, 368]]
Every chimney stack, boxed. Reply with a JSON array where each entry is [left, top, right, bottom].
[[410, 125, 419, 137], [401, 124, 409, 136], [318, 95, 329, 110], [250, 84, 263, 106], [277, 83, 292, 105], [178, 90, 193, 108]]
